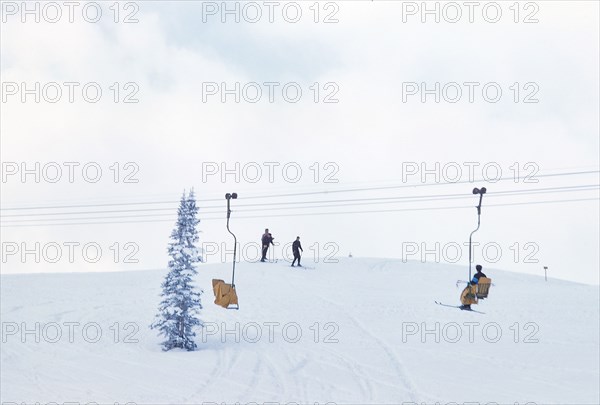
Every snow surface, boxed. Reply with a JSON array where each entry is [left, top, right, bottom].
[[1, 258, 598, 404]]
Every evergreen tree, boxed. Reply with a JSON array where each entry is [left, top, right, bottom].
[[150, 190, 203, 351]]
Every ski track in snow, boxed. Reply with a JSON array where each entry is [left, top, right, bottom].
[[188, 345, 232, 400], [315, 292, 419, 403]]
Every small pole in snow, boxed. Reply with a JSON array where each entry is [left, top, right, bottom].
[[544, 266, 548, 282]]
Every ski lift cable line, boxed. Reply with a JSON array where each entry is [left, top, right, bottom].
[[2, 184, 598, 219], [4, 185, 598, 224], [3, 166, 596, 209], [1, 197, 597, 228], [1, 169, 597, 211], [1, 184, 597, 219], [0, 213, 177, 223], [1, 185, 598, 222]]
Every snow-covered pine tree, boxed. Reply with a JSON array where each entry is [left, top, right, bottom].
[[150, 189, 203, 351]]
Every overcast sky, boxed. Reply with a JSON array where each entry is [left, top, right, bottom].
[[1, 1, 598, 284]]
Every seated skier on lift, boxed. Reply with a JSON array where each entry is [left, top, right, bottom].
[[460, 264, 487, 310], [291, 236, 303, 267]]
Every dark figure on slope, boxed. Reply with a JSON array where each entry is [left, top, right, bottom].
[[460, 264, 487, 310], [261, 229, 274, 262], [291, 236, 303, 267]]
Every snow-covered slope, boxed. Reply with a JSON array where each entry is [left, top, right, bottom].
[[1, 258, 598, 404]]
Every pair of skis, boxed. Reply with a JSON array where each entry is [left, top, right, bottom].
[[434, 301, 485, 314], [290, 264, 316, 270], [259, 259, 316, 270]]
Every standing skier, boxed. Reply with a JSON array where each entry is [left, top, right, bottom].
[[261, 228, 274, 262], [460, 264, 487, 310], [291, 236, 303, 267]]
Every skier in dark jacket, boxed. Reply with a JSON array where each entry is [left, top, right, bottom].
[[291, 236, 303, 267], [261, 228, 274, 262], [471, 264, 487, 284], [460, 264, 487, 310]]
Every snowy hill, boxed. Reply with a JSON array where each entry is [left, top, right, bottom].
[[1, 258, 598, 404]]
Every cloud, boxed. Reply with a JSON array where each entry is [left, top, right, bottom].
[[1, 1, 598, 283]]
